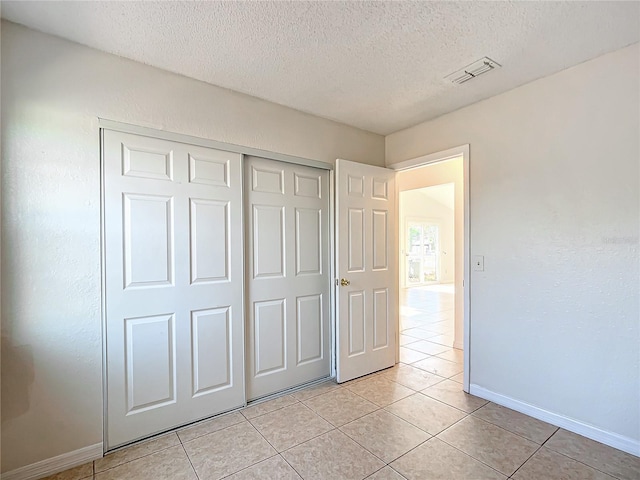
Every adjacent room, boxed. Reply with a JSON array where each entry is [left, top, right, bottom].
[[1, 2, 638, 480]]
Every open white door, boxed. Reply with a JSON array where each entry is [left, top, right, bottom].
[[336, 159, 397, 383]]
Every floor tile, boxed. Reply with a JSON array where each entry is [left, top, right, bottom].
[[437, 416, 539, 476], [512, 447, 617, 480], [545, 429, 640, 480], [249, 402, 333, 452], [177, 411, 245, 443], [385, 392, 467, 435], [41, 462, 93, 480], [303, 387, 378, 426], [421, 379, 488, 412], [391, 437, 506, 480], [412, 356, 462, 377], [402, 340, 450, 356], [183, 421, 276, 479], [95, 445, 196, 480], [400, 317, 429, 329], [449, 372, 464, 384], [340, 371, 382, 387], [283, 429, 384, 480], [473, 402, 557, 444], [401, 328, 440, 340], [290, 380, 341, 401], [241, 394, 298, 419], [435, 347, 464, 363], [399, 334, 419, 346], [346, 375, 414, 407], [226, 455, 301, 480], [379, 363, 445, 391], [399, 347, 429, 364], [422, 322, 453, 335], [95, 432, 180, 472], [340, 410, 430, 463], [428, 334, 455, 346], [365, 466, 407, 479]]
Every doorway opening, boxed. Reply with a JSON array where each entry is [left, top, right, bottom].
[[393, 151, 468, 394]]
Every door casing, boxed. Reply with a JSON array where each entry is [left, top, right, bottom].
[[390, 145, 471, 393]]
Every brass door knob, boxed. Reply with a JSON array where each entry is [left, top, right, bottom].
[[340, 278, 350, 286]]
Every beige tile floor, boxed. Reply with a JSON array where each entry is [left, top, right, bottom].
[[45, 285, 639, 480]]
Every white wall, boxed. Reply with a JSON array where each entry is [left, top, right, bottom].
[[387, 43, 640, 448], [0, 21, 384, 474], [399, 188, 455, 285]]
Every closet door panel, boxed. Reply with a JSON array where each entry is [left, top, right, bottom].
[[104, 131, 245, 449], [245, 157, 330, 400]]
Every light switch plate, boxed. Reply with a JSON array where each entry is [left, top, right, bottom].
[[474, 255, 485, 271]]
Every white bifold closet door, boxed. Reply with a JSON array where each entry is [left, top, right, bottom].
[[245, 156, 331, 400], [103, 130, 245, 449]]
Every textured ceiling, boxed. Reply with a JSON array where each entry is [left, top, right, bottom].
[[2, 1, 639, 135]]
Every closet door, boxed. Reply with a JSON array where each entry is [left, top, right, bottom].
[[103, 130, 244, 449], [245, 157, 331, 400]]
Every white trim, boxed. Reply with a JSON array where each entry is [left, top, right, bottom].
[[470, 384, 640, 457], [390, 144, 470, 394], [100, 129, 109, 451], [1, 443, 103, 480], [390, 145, 469, 171], [98, 118, 333, 171], [329, 169, 337, 378]]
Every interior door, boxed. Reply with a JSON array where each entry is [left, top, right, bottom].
[[103, 130, 245, 449], [245, 156, 331, 400], [336, 159, 397, 383]]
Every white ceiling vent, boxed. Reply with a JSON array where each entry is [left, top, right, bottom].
[[445, 57, 501, 84]]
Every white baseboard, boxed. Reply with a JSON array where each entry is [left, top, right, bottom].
[[2, 443, 103, 480], [470, 384, 640, 457]]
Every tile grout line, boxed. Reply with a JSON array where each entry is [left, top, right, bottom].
[[246, 410, 338, 462], [216, 452, 282, 480], [540, 430, 628, 480], [93, 434, 181, 475], [382, 401, 464, 438], [336, 410, 432, 467], [466, 412, 554, 446], [175, 427, 201, 480], [432, 433, 516, 479], [279, 453, 306, 479], [301, 398, 379, 429], [434, 412, 557, 477], [241, 397, 301, 421], [507, 443, 544, 478]]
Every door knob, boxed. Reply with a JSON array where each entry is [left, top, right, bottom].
[[340, 278, 350, 286]]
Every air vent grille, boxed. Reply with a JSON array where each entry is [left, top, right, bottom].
[[445, 57, 501, 84]]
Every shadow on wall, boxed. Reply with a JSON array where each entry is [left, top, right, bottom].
[[1, 335, 34, 422]]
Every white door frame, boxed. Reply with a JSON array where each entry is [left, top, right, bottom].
[[390, 145, 470, 393]]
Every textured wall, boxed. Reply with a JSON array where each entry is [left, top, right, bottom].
[[387, 43, 640, 443], [0, 21, 383, 473]]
